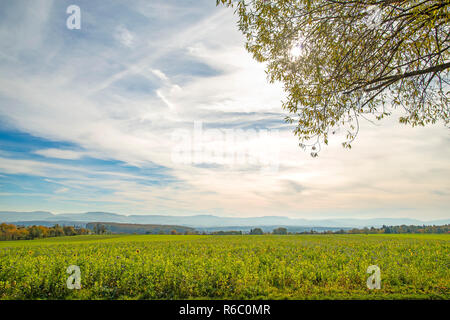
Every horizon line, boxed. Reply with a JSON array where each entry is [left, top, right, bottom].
[[0, 210, 448, 222]]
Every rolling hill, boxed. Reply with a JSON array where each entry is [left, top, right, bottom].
[[1, 211, 449, 228]]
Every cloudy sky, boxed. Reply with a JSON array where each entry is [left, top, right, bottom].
[[0, 0, 448, 220]]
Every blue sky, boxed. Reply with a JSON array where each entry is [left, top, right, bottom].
[[0, 0, 449, 220]]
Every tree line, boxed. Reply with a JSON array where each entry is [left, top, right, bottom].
[[2, 223, 448, 240], [247, 225, 450, 235], [331, 224, 450, 235], [0, 223, 90, 241]]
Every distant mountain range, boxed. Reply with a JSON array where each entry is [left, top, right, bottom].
[[1, 211, 449, 229]]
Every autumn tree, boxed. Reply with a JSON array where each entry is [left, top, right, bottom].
[[218, 0, 449, 155], [49, 224, 64, 237], [63, 226, 76, 236], [249, 228, 264, 235], [272, 227, 288, 235], [0, 223, 90, 241], [28, 226, 45, 239]]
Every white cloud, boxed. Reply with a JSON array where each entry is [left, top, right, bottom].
[[54, 187, 69, 194], [115, 25, 135, 48], [151, 69, 169, 82], [34, 148, 85, 160]]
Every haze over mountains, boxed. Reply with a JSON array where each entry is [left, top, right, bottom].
[[1, 211, 449, 229]]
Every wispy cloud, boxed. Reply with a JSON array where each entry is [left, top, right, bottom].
[[34, 148, 85, 160], [54, 187, 69, 194], [115, 25, 135, 48]]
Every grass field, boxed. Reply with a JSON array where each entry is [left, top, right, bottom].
[[0, 234, 448, 300]]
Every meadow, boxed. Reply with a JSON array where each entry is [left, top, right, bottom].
[[0, 234, 448, 300]]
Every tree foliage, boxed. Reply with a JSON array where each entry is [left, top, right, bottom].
[[299, 224, 450, 234], [92, 223, 108, 235], [249, 227, 264, 234], [218, 0, 450, 155], [0, 223, 90, 241], [272, 227, 288, 234]]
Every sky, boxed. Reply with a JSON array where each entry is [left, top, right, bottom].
[[0, 0, 449, 220]]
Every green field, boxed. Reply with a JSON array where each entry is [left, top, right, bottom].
[[0, 234, 448, 300]]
